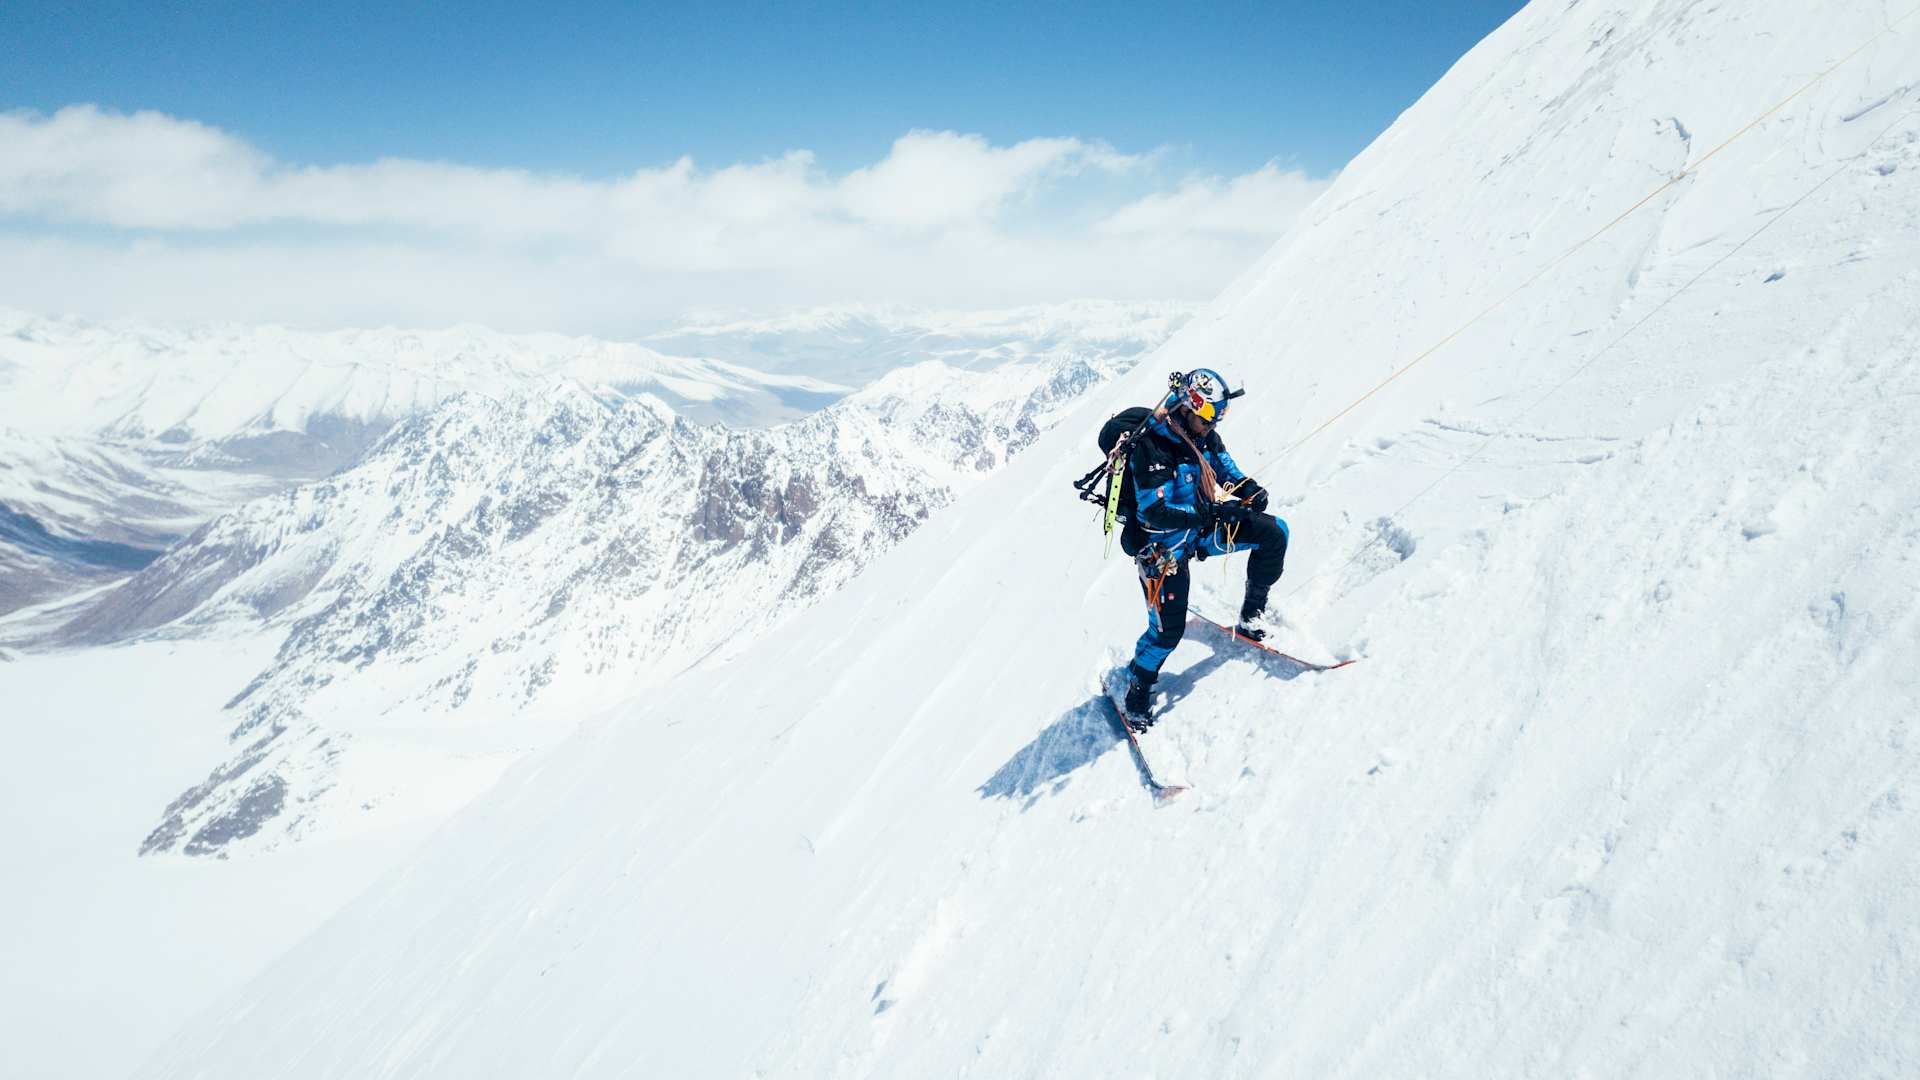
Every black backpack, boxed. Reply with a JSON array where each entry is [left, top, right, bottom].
[[1098, 406, 1155, 456], [1073, 406, 1158, 545]]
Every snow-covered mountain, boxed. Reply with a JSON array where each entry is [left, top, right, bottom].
[[0, 311, 843, 616], [0, 304, 1185, 619], [646, 299, 1197, 386], [1, 301, 1189, 459], [127, 2, 1919, 1078], [40, 354, 1109, 857]]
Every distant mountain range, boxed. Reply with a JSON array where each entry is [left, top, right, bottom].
[[645, 299, 1198, 385], [0, 302, 1192, 618]]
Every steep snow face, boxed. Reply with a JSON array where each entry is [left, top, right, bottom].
[[646, 299, 1198, 385], [134, 2, 1920, 1078], [87, 356, 1111, 857]]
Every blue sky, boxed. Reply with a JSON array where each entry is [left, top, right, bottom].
[[0, 1, 1527, 332], [5, 1, 1522, 175]]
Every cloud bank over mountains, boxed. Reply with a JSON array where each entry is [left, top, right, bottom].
[[0, 105, 1332, 333]]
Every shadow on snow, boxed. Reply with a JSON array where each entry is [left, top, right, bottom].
[[975, 695, 1119, 808], [978, 633, 1319, 808]]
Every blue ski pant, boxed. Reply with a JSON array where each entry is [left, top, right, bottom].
[[1129, 513, 1288, 683]]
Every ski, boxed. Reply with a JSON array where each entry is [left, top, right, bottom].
[[1189, 614, 1359, 672], [1102, 671, 1189, 805]]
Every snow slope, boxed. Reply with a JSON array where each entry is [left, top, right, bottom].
[[140, 2, 1920, 1076], [0, 638, 437, 1080]]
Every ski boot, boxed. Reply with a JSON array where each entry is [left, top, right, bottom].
[[1122, 673, 1155, 733], [1232, 600, 1282, 644]]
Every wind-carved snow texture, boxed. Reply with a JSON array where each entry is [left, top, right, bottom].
[[123, 3, 1920, 1077], [112, 357, 1114, 856]]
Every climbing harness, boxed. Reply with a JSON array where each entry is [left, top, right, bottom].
[[1135, 542, 1179, 612]]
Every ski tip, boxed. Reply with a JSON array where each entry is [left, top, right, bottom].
[[1152, 784, 1191, 805]]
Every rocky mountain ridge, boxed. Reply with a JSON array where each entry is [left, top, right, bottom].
[[0, 302, 1188, 618], [103, 355, 1116, 856]]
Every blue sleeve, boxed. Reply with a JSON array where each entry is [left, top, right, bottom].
[[1212, 446, 1247, 484]]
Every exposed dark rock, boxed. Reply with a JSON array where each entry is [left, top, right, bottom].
[[183, 775, 288, 857], [139, 728, 284, 855]]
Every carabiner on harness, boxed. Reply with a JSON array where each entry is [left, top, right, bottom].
[[1135, 542, 1179, 611]]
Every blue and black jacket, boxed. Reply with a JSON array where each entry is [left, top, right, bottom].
[[1124, 416, 1250, 560]]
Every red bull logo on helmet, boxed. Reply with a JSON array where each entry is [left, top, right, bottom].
[[1182, 368, 1230, 422]]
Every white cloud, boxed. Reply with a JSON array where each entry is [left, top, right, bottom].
[[0, 105, 1336, 331], [1098, 163, 1332, 238], [838, 130, 1139, 229], [0, 106, 272, 229]]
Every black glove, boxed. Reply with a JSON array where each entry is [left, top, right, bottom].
[[1143, 500, 1214, 532], [1214, 501, 1254, 527], [1237, 478, 1269, 513]]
